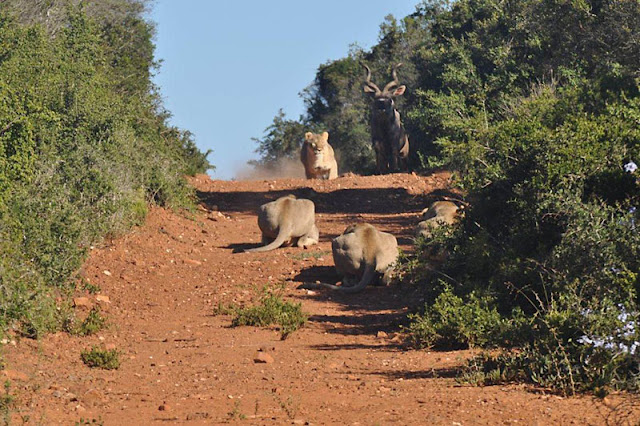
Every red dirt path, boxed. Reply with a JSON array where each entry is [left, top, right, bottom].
[[3, 172, 639, 425]]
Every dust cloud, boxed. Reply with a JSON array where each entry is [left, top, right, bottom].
[[234, 157, 306, 181]]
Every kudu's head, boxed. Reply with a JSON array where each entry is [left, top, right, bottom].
[[362, 63, 406, 119]]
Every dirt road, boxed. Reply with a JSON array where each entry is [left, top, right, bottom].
[[4, 172, 639, 424]]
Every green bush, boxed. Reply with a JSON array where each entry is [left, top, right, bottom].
[[405, 82, 640, 394], [0, 5, 211, 337], [0, 381, 14, 424], [406, 286, 506, 349], [231, 286, 308, 339], [81, 346, 120, 370], [394, 0, 640, 394]]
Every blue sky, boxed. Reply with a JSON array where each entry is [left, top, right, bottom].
[[151, 1, 419, 180]]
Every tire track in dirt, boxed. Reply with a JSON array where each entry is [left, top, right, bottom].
[[3, 172, 638, 425]]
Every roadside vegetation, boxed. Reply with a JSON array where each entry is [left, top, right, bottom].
[[0, 1, 211, 338], [216, 285, 309, 340], [81, 346, 121, 370], [254, 0, 640, 395]]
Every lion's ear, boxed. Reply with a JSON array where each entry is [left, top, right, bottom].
[[304, 132, 313, 141], [321, 132, 329, 142]]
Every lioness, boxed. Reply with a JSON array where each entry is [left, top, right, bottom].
[[415, 201, 461, 239], [244, 195, 319, 253], [300, 131, 338, 180], [300, 223, 398, 293]]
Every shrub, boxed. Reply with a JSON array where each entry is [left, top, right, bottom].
[[81, 346, 120, 370], [231, 285, 308, 339], [406, 286, 504, 349], [404, 81, 640, 393]]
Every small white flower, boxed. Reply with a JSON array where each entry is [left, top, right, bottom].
[[578, 306, 639, 357], [624, 161, 638, 173], [578, 336, 593, 345]]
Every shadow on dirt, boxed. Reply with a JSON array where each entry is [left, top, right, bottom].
[[308, 311, 409, 336], [369, 367, 462, 380], [309, 343, 405, 351], [291, 265, 337, 283], [197, 187, 459, 216], [224, 242, 264, 253], [199, 185, 459, 249], [291, 275, 427, 337]]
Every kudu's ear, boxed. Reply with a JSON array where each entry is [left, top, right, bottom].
[[392, 85, 406, 97]]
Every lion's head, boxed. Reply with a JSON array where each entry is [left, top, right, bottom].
[[304, 131, 330, 153]]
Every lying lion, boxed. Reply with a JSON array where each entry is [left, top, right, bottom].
[[415, 200, 461, 239], [300, 131, 338, 180], [300, 223, 398, 293]]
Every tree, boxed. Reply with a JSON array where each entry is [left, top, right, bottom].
[[250, 109, 308, 168]]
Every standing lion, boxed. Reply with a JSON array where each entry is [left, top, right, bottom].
[[300, 131, 338, 180]]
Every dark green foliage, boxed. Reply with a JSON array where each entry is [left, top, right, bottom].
[[406, 81, 640, 393], [405, 3, 640, 392], [81, 346, 120, 370], [0, 3, 211, 337], [178, 130, 213, 176], [458, 353, 521, 387], [406, 285, 505, 349], [231, 285, 308, 339], [254, 0, 640, 175], [81, 280, 101, 295]]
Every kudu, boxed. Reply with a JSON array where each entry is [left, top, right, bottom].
[[363, 62, 409, 173]]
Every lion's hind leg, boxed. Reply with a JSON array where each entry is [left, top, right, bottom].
[[296, 224, 319, 249]]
